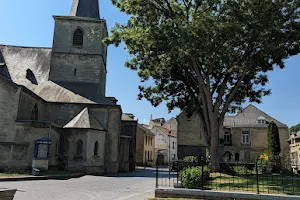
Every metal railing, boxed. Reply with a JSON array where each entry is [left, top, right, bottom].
[[156, 159, 300, 196]]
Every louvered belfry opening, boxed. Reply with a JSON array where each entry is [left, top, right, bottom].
[[73, 28, 83, 46]]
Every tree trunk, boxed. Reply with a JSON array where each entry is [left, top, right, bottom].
[[209, 117, 220, 172]]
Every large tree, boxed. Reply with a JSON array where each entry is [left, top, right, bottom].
[[290, 123, 300, 133], [105, 0, 300, 171]]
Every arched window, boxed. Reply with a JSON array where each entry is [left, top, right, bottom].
[[235, 153, 240, 161], [30, 104, 38, 121], [73, 28, 83, 46], [26, 69, 38, 85], [94, 141, 99, 156], [76, 139, 83, 155], [74, 69, 77, 76]]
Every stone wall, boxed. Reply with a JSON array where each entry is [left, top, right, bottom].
[[136, 126, 145, 165], [119, 137, 130, 172], [46, 103, 86, 127], [61, 129, 106, 174], [177, 111, 289, 163], [106, 108, 121, 174], [85, 129, 106, 174], [222, 127, 289, 162], [177, 112, 207, 159], [0, 124, 60, 170], [0, 79, 20, 142], [50, 17, 107, 101], [121, 120, 137, 171], [18, 89, 47, 121]]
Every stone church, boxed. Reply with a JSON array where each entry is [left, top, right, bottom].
[[0, 0, 137, 174]]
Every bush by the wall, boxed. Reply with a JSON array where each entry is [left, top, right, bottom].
[[180, 166, 210, 189], [183, 156, 198, 163]]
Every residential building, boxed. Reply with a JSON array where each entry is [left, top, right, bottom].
[[149, 115, 166, 129], [288, 131, 300, 172], [177, 105, 289, 164], [163, 117, 177, 131], [0, 0, 136, 174], [136, 124, 155, 166], [151, 126, 177, 165]]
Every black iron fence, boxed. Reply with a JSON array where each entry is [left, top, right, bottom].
[[156, 159, 300, 196]]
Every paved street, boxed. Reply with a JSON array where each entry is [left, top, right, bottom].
[[0, 167, 156, 200]]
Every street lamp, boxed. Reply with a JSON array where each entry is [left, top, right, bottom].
[[168, 124, 171, 165], [168, 124, 171, 181]]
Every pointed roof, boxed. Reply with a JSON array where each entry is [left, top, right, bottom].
[[63, 108, 105, 130], [137, 124, 155, 136], [70, 0, 100, 19], [223, 104, 287, 128]]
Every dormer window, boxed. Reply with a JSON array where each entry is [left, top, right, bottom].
[[73, 28, 83, 46], [257, 116, 267, 124]]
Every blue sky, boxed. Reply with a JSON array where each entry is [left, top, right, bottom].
[[0, 0, 299, 127]]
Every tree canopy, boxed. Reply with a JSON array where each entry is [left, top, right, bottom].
[[290, 123, 300, 133], [105, 0, 300, 170]]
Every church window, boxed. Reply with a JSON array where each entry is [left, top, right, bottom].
[[73, 28, 84, 46], [94, 141, 99, 156], [76, 139, 83, 155], [30, 104, 38, 121], [26, 69, 38, 85], [74, 69, 77, 76], [235, 153, 240, 161]]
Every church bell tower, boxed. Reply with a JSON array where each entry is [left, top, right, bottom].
[[49, 0, 108, 103]]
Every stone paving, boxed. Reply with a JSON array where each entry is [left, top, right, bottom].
[[0, 167, 156, 200]]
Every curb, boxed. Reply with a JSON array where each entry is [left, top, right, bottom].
[[156, 188, 300, 200], [0, 173, 86, 182]]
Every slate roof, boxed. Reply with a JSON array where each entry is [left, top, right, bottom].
[[137, 124, 155, 136], [223, 104, 287, 128], [155, 126, 177, 137], [121, 113, 136, 121], [69, 0, 100, 19], [0, 45, 111, 104], [63, 107, 105, 130]]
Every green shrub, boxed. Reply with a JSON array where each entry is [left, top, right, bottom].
[[180, 166, 210, 189], [233, 166, 248, 174], [183, 156, 198, 163]]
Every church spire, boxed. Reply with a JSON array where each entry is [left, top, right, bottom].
[[69, 0, 100, 19]]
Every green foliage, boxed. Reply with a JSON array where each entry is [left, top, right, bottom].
[[105, 0, 300, 167], [180, 166, 210, 189], [268, 121, 281, 157], [183, 156, 198, 163], [290, 124, 300, 133], [268, 121, 281, 173], [232, 166, 248, 174]]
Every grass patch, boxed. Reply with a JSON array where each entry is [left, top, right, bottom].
[[208, 173, 300, 195], [0, 169, 76, 178], [149, 199, 198, 200], [0, 170, 31, 177]]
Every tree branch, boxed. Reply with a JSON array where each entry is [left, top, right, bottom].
[[219, 70, 249, 125]]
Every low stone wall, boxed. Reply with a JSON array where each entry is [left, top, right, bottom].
[[0, 189, 17, 200], [155, 188, 300, 200]]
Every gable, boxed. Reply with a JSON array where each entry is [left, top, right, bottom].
[[63, 107, 104, 130], [224, 105, 286, 127]]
